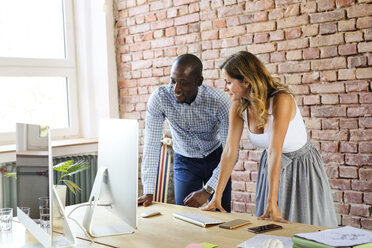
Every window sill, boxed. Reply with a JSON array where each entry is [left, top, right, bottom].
[[0, 138, 98, 163]]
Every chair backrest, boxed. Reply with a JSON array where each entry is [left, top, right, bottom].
[[154, 135, 172, 203]]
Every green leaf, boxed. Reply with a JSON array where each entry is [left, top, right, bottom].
[[53, 160, 74, 173], [60, 160, 90, 178], [63, 179, 82, 195]]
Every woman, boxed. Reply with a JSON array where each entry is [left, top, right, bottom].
[[201, 51, 338, 227]]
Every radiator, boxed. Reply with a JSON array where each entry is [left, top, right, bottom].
[[0, 154, 98, 209]]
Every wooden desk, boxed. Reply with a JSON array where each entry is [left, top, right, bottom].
[[67, 202, 328, 248]]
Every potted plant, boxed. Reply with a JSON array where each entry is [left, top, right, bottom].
[[3, 159, 90, 206]]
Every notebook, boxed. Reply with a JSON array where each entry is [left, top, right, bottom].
[[173, 212, 224, 227]]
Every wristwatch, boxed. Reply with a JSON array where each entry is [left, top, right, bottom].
[[203, 185, 215, 195]]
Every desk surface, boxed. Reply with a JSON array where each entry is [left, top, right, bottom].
[[67, 202, 328, 248]]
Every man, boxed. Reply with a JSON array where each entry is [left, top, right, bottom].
[[138, 54, 232, 211]]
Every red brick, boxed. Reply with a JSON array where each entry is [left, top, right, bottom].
[[332, 190, 343, 202], [305, 118, 321, 129], [254, 11, 268, 22], [286, 50, 302, 61], [309, 82, 345, 94], [220, 26, 246, 38], [340, 166, 358, 178], [278, 61, 310, 73], [290, 85, 310, 95], [270, 51, 285, 62], [239, 34, 253, 45], [360, 169, 372, 180], [277, 15, 308, 29], [312, 130, 348, 140], [310, 9, 345, 23], [231, 191, 250, 202], [340, 93, 358, 104], [303, 48, 319, 59], [358, 42, 372, 53], [248, 43, 276, 54], [232, 181, 246, 191], [200, 10, 217, 21], [256, 53, 270, 63], [175, 33, 200, 45], [246, 21, 276, 33], [217, 4, 244, 17], [320, 71, 337, 81], [340, 119, 358, 129], [239, 14, 254, 24], [213, 19, 226, 29], [302, 72, 319, 83], [345, 80, 369, 92], [352, 180, 372, 192], [345, 31, 363, 43], [365, 29, 372, 41], [311, 106, 346, 117], [128, 5, 149, 16], [338, 69, 356, 81], [303, 95, 320, 105], [302, 24, 319, 37], [311, 57, 346, 70], [301, 2, 317, 13], [342, 216, 361, 228], [254, 33, 269, 43], [310, 33, 344, 47], [339, 44, 357, 55], [278, 38, 308, 50], [346, 154, 372, 166], [348, 56, 367, 68], [320, 46, 338, 58], [345, 191, 363, 204], [318, 0, 336, 11], [350, 204, 370, 217], [338, 19, 356, 32], [283, 4, 299, 17], [327, 165, 339, 178], [356, 68, 372, 79], [364, 192, 372, 204], [321, 119, 339, 129], [330, 179, 351, 190], [286, 28, 301, 39], [173, 0, 198, 6], [347, 106, 372, 118], [359, 142, 372, 154], [174, 13, 199, 26], [248, 151, 263, 162], [335, 203, 350, 214], [232, 201, 245, 213], [357, 16, 372, 29], [347, 4, 372, 18], [361, 218, 372, 230], [320, 23, 337, 34], [360, 92, 372, 104], [321, 141, 338, 152], [226, 16, 239, 27], [359, 118, 372, 128]]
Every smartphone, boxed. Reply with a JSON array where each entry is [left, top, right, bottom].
[[219, 219, 251, 229], [247, 224, 283, 233]]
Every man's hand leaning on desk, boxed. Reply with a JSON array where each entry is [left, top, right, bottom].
[[138, 194, 153, 206], [183, 188, 211, 208]]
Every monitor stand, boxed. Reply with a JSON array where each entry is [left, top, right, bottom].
[[81, 166, 135, 237]]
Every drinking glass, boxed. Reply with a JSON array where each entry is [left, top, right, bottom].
[[38, 197, 50, 228], [19, 207, 30, 216]]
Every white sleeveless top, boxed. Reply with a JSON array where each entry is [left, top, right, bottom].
[[244, 97, 307, 153]]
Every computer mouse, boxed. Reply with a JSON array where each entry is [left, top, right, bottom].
[[263, 238, 284, 248]]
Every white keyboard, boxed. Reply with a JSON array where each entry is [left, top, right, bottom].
[[173, 212, 224, 227]]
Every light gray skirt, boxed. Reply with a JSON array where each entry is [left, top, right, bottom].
[[256, 141, 338, 227]]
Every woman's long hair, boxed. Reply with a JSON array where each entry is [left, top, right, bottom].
[[220, 51, 292, 128]]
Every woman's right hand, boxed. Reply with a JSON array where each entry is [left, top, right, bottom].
[[199, 195, 226, 212]]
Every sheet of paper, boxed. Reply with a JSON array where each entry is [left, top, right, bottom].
[[237, 234, 293, 248], [295, 226, 372, 247]]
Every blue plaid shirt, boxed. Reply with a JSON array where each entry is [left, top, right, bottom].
[[141, 83, 231, 194]]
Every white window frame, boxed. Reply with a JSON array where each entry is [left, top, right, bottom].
[[0, 0, 79, 145]]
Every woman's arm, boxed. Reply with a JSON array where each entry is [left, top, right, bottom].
[[258, 93, 295, 223], [201, 100, 244, 212]]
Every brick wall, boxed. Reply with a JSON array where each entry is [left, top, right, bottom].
[[115, 0, 372, 229]]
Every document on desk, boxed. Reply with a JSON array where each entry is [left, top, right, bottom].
[[237, 234, 293, 248], [294, 226, 372, 247]]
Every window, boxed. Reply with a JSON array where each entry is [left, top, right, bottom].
[[0, 0, 79, 144]]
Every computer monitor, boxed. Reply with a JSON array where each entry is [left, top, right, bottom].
[[16, 123, 76, 247], [68, 118, 138, 237]]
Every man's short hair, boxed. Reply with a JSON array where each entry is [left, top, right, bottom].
[[174, 54, 203, 79]]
